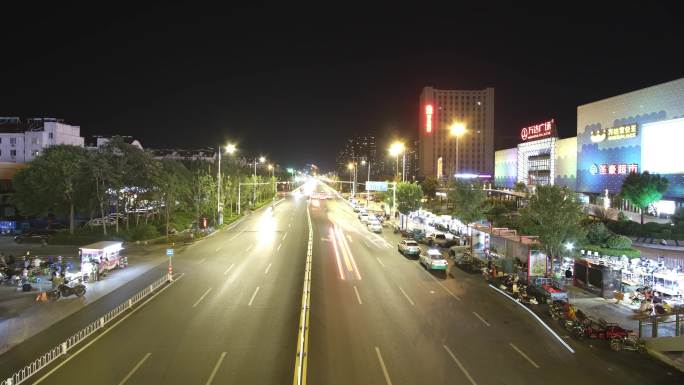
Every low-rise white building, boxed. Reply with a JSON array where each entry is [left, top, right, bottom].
[[0, 117, 84, 163]]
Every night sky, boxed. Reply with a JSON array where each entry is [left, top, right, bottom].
[[2, 3, 682, 170]]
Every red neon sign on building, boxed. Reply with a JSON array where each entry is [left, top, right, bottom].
[[425, 104, 433, 133], [520, 119, 555, 142]]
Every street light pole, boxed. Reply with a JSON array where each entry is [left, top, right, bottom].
[[217, 146, 222, 225], [366, 160, 371, 208], [402, 152, 406, 182], [216, 143, 236, 225], [353, 160, 358, 197]]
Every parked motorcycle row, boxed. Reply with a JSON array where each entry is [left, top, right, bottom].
[[491, 272, 539, 305], [549, 300, 646, 353], [0, 253, 86, 302]]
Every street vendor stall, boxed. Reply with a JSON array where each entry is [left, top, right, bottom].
[[79, 241, 126, 282]]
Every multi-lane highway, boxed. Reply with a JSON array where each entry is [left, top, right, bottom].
[[307, 184, 683, 385], [21, 194, 309, 385], [3, 180, 683, 385]]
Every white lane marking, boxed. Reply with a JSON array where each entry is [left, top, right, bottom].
[[416, 264, 461, 301], [473, 311, 491, 327], [288, 223, 292, 228], [248, 286, 260, 306], [277, 243, 282, 251], [205, 352, 227, 385], [223, 264, 234, 275], [31, 273, 185, 385], [346, 234, 353, 243], [227, 230, 245, 242], [192, 287, 213, 308], [510, 343, 540, 368], [246, 244, 253, 252], [353, 285, 363, 305], [443, 345, 478, 385], [282, 232, 288, 241], [265, 263, 272, 275], [215, 247, 222, 252], [489, 284, 575, 353], [376, 257, 386, 267], [398, 286, 415, 306], [117, 353, 151, 385], [374, 347, 393, 385], [198, 258, 207, 264]]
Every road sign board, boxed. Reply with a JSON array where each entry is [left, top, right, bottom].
[[366, 181, 388, 192], [166, 248, 174, 257]]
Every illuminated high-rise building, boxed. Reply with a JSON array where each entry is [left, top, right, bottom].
[[418, 87, 495, 178]]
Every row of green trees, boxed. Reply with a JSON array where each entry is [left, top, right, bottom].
[[12, 139, 278, 239], [410, 170, 672, 257]]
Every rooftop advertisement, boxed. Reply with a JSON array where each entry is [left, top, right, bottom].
[[577, 78, 684, 195]]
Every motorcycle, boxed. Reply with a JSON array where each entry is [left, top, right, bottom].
[[47, 282, 87, 301], [610, 335, 646, 353]]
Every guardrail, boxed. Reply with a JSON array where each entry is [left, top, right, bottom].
[[2, 274, 171, 385]]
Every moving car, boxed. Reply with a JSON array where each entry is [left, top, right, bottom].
[[398, 239, 421, 257], [357, 208, 368, 219], [367, 220, 382, 233], [359, 213, 370, 224], [13, 231, 52, 244], [420, 248, 449, 271], [426, 233, 455, 247]]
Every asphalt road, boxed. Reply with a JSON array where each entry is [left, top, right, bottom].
[[305, 184, 684, 385], [3, 180, 684, 385], [15, 195, 308, 385]]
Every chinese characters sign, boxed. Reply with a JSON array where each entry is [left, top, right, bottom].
[[425, 104, 433, 133], [589, 163, 638, 175], [520, 119, 555, 142], [590, 123, 638, 143]]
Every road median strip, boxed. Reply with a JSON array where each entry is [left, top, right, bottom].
[[292, 205, 313, 385]]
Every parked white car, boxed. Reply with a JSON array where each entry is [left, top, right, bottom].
[[398, 239, 421, 257], [420, 248, 449, 271], [359, 213, 370, 224]]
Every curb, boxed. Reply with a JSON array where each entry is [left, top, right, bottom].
[[648, 349, 684, 373], [488, 284, 575, 353]]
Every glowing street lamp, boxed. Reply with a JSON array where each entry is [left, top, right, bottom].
[[217, 142, 237, 225], [252, 156, 267, 205], [388, 142, 405, 182], [449, 121, 467, 177]]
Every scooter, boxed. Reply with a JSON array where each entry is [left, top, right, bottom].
[[610, 335, 646, 353], [47, 282, 87, 301]]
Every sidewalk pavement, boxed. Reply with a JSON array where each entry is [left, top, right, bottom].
[[565, 284, 684, 372], [0, 243, 170, 355]]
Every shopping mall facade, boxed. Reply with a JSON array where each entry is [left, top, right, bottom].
[[495, 77, 684, 214]]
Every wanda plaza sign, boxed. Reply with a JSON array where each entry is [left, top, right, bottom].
[[520, 119, 556, 142]]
